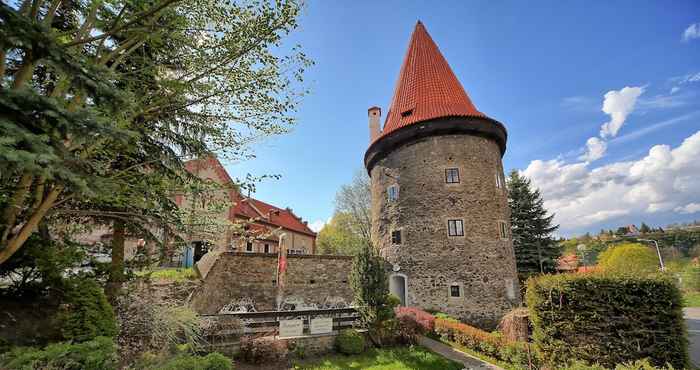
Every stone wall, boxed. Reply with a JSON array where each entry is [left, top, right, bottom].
[[190, 253, 353, 314], [369, 129, 521, 329]]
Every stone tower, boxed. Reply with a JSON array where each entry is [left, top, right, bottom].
[[364, 21, 520, 328]]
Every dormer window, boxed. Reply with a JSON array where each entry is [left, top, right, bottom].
[[387, 184, 399, 202], [445, 168, 460, 184], [400, 109, 413, 117]]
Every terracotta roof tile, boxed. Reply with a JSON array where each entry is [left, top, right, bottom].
[[377, 21, 491, 141]]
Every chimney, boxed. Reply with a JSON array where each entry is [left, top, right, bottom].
[[368, 106, 381, 142]]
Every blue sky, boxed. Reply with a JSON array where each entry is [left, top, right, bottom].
[[224, 1, 700, 236]]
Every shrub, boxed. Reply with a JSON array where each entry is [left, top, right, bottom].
[[394, 307, 434, 344], [335, 329, 365, 355], [59, 278, 117, 342], [150, 352, 233, 370], [434, 318, 538, 368], [526, 273, 688, 369], [239, 336, 287, 363], [681, 265, 700, 291], [1, 336, 117, 370], [597, 243, 660, 275]]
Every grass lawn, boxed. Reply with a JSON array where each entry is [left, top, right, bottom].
[[137, 267, 198, 282], [684, 291, 700, 307], [292, 346, 463, 370]]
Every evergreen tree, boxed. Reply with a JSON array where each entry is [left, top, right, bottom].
[[640, 222, 651, 233], [507, 170, 560, 276]]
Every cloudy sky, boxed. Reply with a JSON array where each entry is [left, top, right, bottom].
[[224, 1, 700, 237]]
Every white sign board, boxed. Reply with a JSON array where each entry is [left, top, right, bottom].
[[310, 317, 333, 335], [278, 319, 303, 338]]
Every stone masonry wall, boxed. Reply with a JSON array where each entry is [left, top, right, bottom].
[[190, 253, 353, 314], [370, 131, 520, 329]]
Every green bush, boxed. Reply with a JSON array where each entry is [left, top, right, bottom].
[[526, 273, 688, 369], [335, 329, 365, 355], [597, 243, 660, 274], [681, 265, 700, 291], [0, 336, 117, 370], [59, 278, 117, 342], [149, 352, 233, 370]]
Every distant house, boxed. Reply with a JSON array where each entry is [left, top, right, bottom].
[[556, 254, 579, 272], [178, 157, 316, 262]]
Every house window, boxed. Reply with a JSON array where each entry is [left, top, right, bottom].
[[245, 241, 253, 252], [387, 184, 399, 202], [445, 168, 460, 184], [264, 244, 270, 253], [496, 171, 504, 189], [449, 284, 461, 298], [499, 221, 508, 240], [391, 230, 402, 245], [447, 219, 464, 237]]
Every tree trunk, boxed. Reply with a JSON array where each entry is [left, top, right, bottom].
[[106, 219, 126, 300]]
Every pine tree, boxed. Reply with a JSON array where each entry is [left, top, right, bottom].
[[507, 170, 560, 276], [640, 222, 651, 233]]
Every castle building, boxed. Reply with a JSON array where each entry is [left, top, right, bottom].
[[364, 22, 520, 328]]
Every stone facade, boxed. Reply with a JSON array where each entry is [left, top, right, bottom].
[[368, 127, 520, 328], [191, 253, 353, 314]]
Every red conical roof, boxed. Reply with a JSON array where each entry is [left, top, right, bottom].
[[379, 21, 489, 139]]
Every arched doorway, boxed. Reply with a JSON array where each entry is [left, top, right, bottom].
[[389, 273, 408, 306]]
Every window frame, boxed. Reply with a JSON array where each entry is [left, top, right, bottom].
[[499, 221, 509, 240], [445, 168, 460, 184], [447, 219, 465, 237], [391, 230, 402, 245], [448, 283, 463, 298], [245, 241, 253, 252], [387, 184, 399, 202], [263, 243, 270, 253]]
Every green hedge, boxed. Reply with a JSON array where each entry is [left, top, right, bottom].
[[526, 273, 688, 369], [0, 336, 117, 370]]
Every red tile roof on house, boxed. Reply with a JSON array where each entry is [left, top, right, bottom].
[[378, 21, 491, 141], [183, 157, 316, 237]]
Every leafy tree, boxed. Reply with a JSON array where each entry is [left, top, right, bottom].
[[597, 242, 660, 275], [349, 242, 396, 346], [335, 171, 371, 243], [0, 0, 310, 268], [507, 170, 560, 275], [317, 212, 364, 255]]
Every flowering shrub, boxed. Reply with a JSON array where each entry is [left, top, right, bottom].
[[395, 307, 435, 333]]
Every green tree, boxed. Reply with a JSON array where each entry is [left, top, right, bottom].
[[507, 170, 560, 275], [597, 243, 660, 275], [349, 242, 396, 346], [640, 222, 652, 233], [317, 212, 364, 255], [0, 0, 310, 266], [335, 171, 371, 243]]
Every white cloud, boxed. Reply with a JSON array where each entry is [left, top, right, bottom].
[[522, 130, 700, 234], [599, 86, 645, 138], [670, 86, 681, 94], [580, 137, 607, 162], [668, 72, 700, 94], [682, 23, 700, 42], [675, 203, 700, 214], [308, 219, 329, 232]]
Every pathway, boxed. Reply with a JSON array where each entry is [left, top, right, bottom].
[[418, 336, 503, 370], [686, 308, 700, 368]]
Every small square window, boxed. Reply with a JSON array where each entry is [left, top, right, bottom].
[[445, 168, 460, 184], [245, 242, 253, 252], [387, 184, 399, 202], [499, 221, 508, 239], [450, 285, 461, 298], [448, 219, 464, 237], [391, 230, 402, 245]]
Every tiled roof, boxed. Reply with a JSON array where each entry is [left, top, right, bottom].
[[184, 157, 315, 237], [231, 197, 316, 236], [378, 21, 491, 141]]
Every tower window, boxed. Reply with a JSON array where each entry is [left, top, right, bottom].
[[245, 241, 253, 252], [449, 284, 462, 298], [445, 168, 460, 183], [387, 184, 399, 202], [264, 243, 270, 253], [499, 221, 508, 240], [391, 230, 402, 245], [447, 219, 464, 237]]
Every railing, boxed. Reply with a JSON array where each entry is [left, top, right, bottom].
[[201, 307, 360, 336]]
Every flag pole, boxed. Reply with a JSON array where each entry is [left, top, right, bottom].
[[276, 233, 288, 310]]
